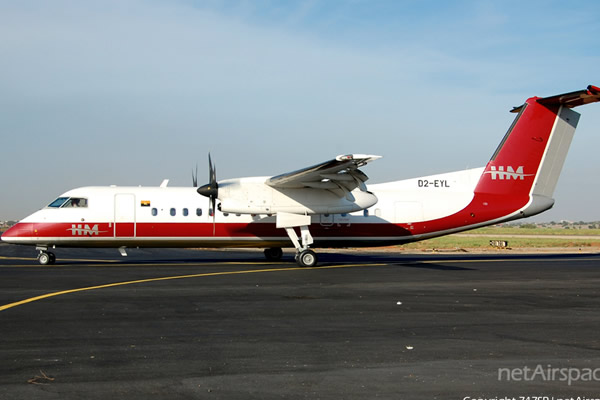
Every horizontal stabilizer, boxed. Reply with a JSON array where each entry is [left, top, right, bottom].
[[511, 84, 600, 113]]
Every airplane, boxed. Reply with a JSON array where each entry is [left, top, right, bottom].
[[2, 85, 600, 267]]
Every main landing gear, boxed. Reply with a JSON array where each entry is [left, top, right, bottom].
[[285, 224, 318, 268], [263, 247, 283, 261], [271, 212, 319, 268], [263, 246, 318, 267], [295, 249, 318, 268], [273, 213, 319, 268]]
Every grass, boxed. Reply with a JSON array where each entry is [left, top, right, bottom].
[[399, 226, 600, 250], [400, 236, 600, 250], [469, 226, 600, 236]]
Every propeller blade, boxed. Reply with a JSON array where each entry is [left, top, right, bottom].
[[192, 164, 198, 187], [210, 154, 216, 235], [211, 196, 216, 235], [209, 153, 217, 187], [196, 153, 219, 235]]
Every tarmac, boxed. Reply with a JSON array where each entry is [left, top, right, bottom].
[[1, 243, 599, 399]]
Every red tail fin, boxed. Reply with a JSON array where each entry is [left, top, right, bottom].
[[475, 85, 600, 217]]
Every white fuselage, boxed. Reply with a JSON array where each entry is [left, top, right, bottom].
[[3, 167, 495, 249]]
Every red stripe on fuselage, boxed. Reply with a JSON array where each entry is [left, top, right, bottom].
[[2, 221, 413, 240], [0, 195, 533, 247]]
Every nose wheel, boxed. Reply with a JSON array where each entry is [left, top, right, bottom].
[[38, 251, 56, 265]]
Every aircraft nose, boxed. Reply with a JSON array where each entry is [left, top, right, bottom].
[[0, 223, 33, 243]]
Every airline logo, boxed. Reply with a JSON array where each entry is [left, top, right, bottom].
[[484, 166, 534, 180], [68, 224, 108, 236]]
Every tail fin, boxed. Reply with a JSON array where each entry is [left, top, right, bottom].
[[474, 85, 600, 217]]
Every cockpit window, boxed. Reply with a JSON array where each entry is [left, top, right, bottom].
[[48, 197, 69, 208], [48, 197, 88, 208], [63, 198, 88, 208]]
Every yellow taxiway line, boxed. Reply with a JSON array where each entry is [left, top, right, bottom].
[[0, 263, 387, 312], [2, 253, 598, 312]]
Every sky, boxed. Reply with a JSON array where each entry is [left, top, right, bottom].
[[1, 0, 599, 222]]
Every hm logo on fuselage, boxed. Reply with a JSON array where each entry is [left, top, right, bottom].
[[485, 166, 534, 180], [68, 224, 106, 236]]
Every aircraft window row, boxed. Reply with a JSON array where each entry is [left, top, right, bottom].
[[151, 208, 203, 217], [148, 206, 368, 218], [47, 197, 88, 208]]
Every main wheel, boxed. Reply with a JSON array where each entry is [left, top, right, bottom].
[[297, 249, 318, 267], [263, 247, 283, 261]]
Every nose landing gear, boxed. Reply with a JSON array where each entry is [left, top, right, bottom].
[[38, 251, 56, 265]]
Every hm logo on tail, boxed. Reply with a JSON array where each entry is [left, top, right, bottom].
[[485, 166, 534, 180]]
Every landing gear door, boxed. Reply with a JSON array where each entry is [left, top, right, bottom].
[[335, 214, 351, 227], [114, 194, 136, 237], [319, 214, 351, 228], [320, 214, 334, 227]]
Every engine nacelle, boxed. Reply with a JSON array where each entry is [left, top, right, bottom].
[[217, 177, 378, 215]]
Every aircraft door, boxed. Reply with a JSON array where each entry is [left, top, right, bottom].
[[114, 194, 136, 237]]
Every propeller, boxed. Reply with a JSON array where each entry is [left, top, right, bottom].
[[197, 154, 218, 233]]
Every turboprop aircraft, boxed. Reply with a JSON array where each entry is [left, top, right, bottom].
[[2, 85, 600, 267]]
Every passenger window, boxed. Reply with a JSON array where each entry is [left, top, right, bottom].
[[183, 208, 189, 217], [196, 208, 202, 216], [152, 208, 158, 216], [63, 198, 88, 208], [170, 208, 176, 216]]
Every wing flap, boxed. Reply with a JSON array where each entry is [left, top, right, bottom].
[[267, 154, 382, 195]]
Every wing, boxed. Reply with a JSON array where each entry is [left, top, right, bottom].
[[266, 154, 382, 198]]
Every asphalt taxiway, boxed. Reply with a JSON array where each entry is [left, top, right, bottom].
[[1, 243, 599, 399]]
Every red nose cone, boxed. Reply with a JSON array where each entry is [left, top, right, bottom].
[[1, 223, 33, 242]]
